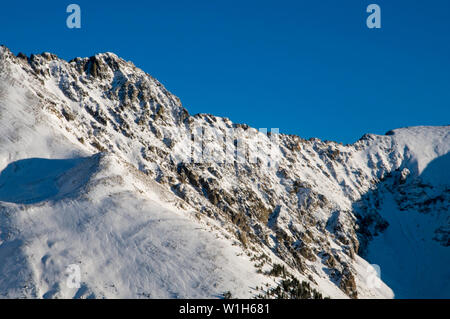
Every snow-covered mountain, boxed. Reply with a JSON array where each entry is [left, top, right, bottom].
[[0, 45, 448, 299]]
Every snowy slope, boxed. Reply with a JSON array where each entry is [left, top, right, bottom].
[[0, 47, 270, 299], [0, 45, 448, 299], [366, 192, 449, 298], [357, 127, 450, 298], [0, 154, 267, 298]]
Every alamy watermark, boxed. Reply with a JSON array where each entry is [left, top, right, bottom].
[[66, 4, 381, 30], [366, 264, 382, 289], [170, 125, 282, 168], [66, 4, 81, 29], [366, 4, 381, 29]]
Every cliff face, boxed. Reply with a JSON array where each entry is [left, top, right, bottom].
[[0, 46, 448, 298]]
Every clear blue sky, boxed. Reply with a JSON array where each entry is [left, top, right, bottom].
[[1, 0, 449, 144]]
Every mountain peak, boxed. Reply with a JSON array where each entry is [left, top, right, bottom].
[[0, 47, 448, 299]]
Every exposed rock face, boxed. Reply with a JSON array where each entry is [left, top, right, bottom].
[[0, 45, 448, 298]]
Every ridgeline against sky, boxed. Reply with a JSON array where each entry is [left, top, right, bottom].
[[1, 0, 449, 143]]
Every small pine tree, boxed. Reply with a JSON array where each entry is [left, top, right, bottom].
[[223, 291, 232, 299]]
